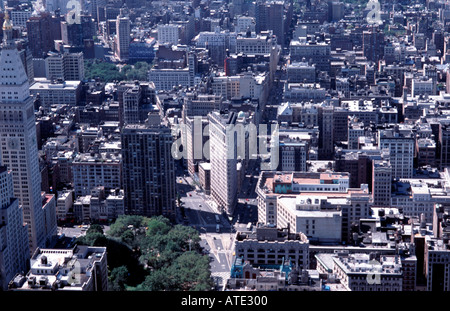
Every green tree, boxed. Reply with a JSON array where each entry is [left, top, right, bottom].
[[137, 268, 173, 291], [78, 215, 212, 291], [85, 60, 126, 82], [76, 227, 147, 287], [143, 215, 172, 236], [87, 224, 104, 235], [123, 61, 150, 81], [121, 64, 133, 74], [108, 215, 147, 238], [166, 224, 201, 252], [109, 266, 129, 291], [139, 252, 213, 291], [76, 231, 107, 246]]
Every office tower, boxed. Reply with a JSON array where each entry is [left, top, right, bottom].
[[26, 12, 55, 58], [425, 237, 450, 291], [363, 28, 385, 63], [121, 120, 176, 221], [45, 52, 64, 80], [157, 24, 182, 45], [287, 61, 316, 83], [90, 0, 107, 22], [16, 40, 35, 85], [235, 16, 255, 33], [254, 1, 268, 34], [372, 160, 392, 206], [195, 30, 237, 68], [267, 1, 284, 46], [63, 52, 85, 81], [72, 152, 122, 197], [416, 138, 436, 167], [439, 120, 450, 169], [9, 5, 32, 28], [50, 10, 63, 42], [378, 126, 414, 179], [327, 1, 344, 22], [184, 115, 209, 177], [318, 105, 334, 160], [278, 139, 307, 171], [290, 37, 331, 72], [208, 111, 239, 215], [255, 171, 371, 243], [115, 9, 131, 62], [60, 15, 95, 48], [255, 1, 285, 46], [117, 81, 157, 125], [0, 166, 30, 291], [347, 116, 364, 149], [0, 14, 57, 253]]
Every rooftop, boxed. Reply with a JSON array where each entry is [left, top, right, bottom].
[[333, 253, 402, 275], [9, 245, 106, 291]]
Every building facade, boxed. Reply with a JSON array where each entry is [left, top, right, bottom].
[[0, 15, 57, 253], [0, 166, 30, 291], [121, 122, 176, 221]]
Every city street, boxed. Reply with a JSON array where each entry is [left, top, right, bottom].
[[175, 166, 243, 289]]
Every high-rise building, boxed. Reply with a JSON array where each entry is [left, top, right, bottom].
[[0, 14, 57, 253], [9, 4, 32, 27], [60, 15, 95, 48], [0, 166, 30, 291], [318, 105, 334, 159], [362, 28, 385, 63], [121, 120, 176, 221], [120, 81, 157, 125], [26, 12, 56, 58], [278, 139, 307, 171], [290, 37, 331, 72], [157, 24, 183, 45], [424, 237, 450, 291], [208, 111, 239, 215], [255, 171, 371, 243], [327, 1, 344, 22], [63, 52, 85, 81], [184, 115, 209, 177], [115, 10, 131, 62], [439, 120, 450, 169], [372, 160, 392, 207], [378, 126, 414, 179], [44, 51, 85, 81], [255, 1, 285, 46], [72, 152, 122, 197]]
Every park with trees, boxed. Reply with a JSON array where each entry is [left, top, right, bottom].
[[75, 215, 214, 291]]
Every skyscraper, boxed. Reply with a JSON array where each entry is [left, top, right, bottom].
[[362, 28, 385, 63], [208, 111, 239, 215], [26, 12, 59, 58], [60, 15, 95, 48], [0, 13, 57, 253], [121, 119, 176, 221], [378, 126, 414, 179], [0, 166, 30, 291], [372, 160, 392, 207], [115, 9, 131, 62], [255, 1, 285, 47]]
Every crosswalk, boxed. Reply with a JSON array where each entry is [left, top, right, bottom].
[[211, 271, 231, 289]]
